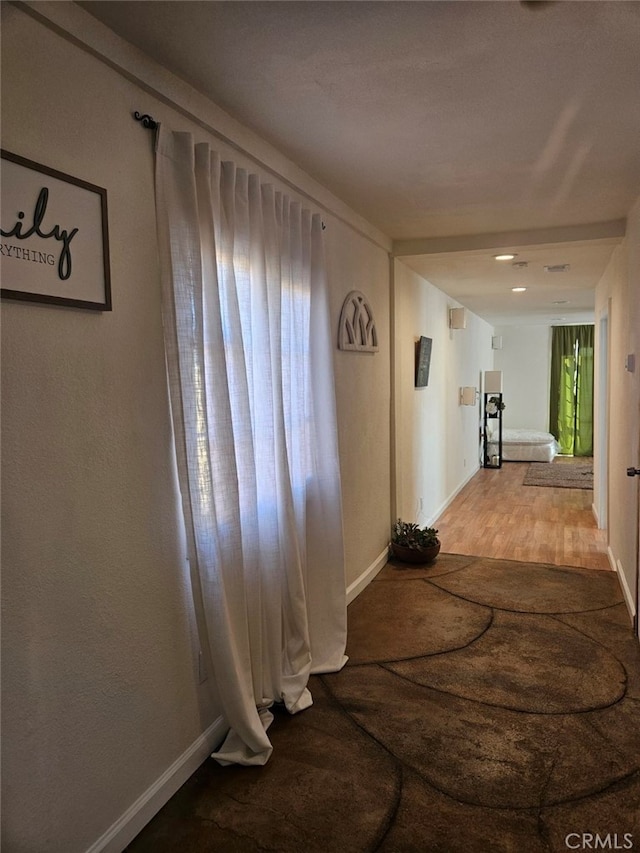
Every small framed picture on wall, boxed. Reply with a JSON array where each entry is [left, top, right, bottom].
[[415, 335, 432, 387]]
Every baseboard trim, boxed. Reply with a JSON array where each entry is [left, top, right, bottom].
[[609, 547, 637, 622], [346, 547, 389, 604], [85, 715, 227, 853], [426, 464, 480, 527]]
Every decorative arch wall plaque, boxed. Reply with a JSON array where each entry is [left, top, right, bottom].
[[338, 290, 378, 352]]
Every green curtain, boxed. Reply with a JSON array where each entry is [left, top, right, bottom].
[[549, 324, 594, 456]]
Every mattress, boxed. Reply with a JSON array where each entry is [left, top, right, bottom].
[[486, 428, 560, 463]]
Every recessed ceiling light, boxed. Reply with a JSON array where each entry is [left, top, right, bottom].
[[512, 286, 527, 292], [552, 300, 569, 305], [494, 253, 516, 261]]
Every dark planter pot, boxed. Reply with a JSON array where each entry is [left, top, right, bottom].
[[390, 541, 441, 564]]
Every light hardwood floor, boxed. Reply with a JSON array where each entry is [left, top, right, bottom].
[[434, 459, 610, 571]]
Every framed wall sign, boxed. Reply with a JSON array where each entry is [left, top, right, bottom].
[[0, 150, 111, 310]]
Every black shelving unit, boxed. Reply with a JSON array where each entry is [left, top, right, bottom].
[[483, 392, 503, 469]]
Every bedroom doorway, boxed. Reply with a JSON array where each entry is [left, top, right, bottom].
[[596, 312, 608, 530]]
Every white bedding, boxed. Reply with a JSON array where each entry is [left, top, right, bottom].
[[487, 428, 560, 463]]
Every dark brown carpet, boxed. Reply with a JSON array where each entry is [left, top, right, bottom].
[[524, 460, 594, 489], [127, 554, 640, 852]]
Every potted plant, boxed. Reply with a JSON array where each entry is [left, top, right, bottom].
[[390, 519, 441, 564]]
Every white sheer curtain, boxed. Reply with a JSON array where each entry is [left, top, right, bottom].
[[154, 128, 347, 766]]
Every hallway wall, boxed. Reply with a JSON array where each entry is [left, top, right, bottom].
[[595, 195, 640, 625], [393, 260, 494, 527]]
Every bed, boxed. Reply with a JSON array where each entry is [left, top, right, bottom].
[[486, 427, 560, 463]]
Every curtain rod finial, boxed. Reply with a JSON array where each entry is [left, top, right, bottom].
[[133, 111, 158, 130]]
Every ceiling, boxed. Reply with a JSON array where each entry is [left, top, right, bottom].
[[79, 0, 640, 326]]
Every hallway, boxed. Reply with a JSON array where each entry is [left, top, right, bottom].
[[435, 459, 609, 571]]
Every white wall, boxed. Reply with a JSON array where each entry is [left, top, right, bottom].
[[327, 224, 391, 586], [493, 325, 552, 432], [0, 3, 391, 851], [393, 260, 494, 527], [1, 8, 214, 853], [595, 196, 640, 626]]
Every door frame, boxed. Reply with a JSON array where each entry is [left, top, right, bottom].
[[596, 310, 609, 531]]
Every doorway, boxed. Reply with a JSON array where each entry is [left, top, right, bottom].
[[596, 311, 609, 530]]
